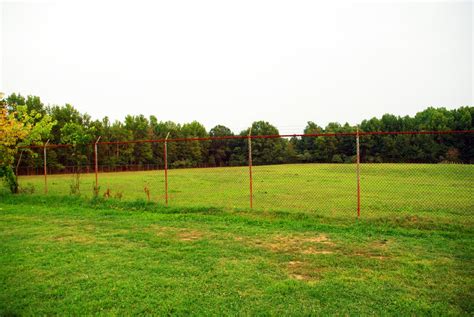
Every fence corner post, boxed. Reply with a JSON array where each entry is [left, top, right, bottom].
[[356, 127, 361, 218], [248, 129, 253, 209], [164, 132, 170, 206]]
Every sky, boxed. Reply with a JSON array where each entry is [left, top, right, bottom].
[[1, 0, 472, 134]]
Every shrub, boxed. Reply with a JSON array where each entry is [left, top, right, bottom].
[[0, 166, 18, 193]]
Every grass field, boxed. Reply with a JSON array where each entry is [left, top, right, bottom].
[[2, 163, 472, 314], [0, 195, 473, 315], [17, 163, 474, 221]]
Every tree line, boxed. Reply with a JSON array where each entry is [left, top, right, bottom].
[[5, 93, 474, 174]]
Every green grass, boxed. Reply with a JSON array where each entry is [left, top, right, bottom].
[[3, 164, 473, 314], [17, 163, 474, 221], [0, 195, 473, 315]]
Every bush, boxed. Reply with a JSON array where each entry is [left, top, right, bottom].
[[0, 166, 19, 193]]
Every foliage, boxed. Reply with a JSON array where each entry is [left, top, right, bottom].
[[0, 166, 18, 193], [0, 96, 56, 192], [4, 93, 473, 176]]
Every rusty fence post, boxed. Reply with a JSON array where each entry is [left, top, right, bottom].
[[164, 132, 170, 206], [356, 127, 361, 218], [94, 136, 101, 193], [43, 139, 50, 194], [248, 129, 253, 209]]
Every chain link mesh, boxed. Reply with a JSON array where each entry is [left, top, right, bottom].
[[15, 131, 474, 222]]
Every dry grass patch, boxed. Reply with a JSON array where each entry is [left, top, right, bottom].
[[234, 233, 336, 282], [287, 260, 324, 282], [353, 252, 389, 260], [50, 234, 96, 244], [177, 230, 203, 241], [146, 225, 206, 242], [348, 239, 393, 260], [259, 233, 335, 255], [302, 249, 333, 255], [147, 224, 175, 236]]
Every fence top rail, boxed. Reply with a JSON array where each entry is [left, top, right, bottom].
[[17, 129, 474, 149]]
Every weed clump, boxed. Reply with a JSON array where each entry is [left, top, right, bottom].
[[144, 186, 150, 202], [114, 191, 123, 200], [92, 183, 100, 198], [18, 183, 35, 194], [69, 173, 81, 196]]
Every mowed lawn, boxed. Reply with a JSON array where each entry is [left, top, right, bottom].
[[0, 195, 473, 315], [18, 163, 474, 220]]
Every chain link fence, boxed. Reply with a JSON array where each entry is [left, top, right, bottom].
[[15, 130, 474, 221]]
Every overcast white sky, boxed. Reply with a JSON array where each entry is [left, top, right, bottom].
[[1, 0, 472, 133]]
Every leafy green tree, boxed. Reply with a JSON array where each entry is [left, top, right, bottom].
[[60, 122, 95, 171], [124, 115, 153, 165], [0, 96, 55, 192], [148, 120, 182, 167], [242, 121, 288, 165], [209, 125, 233, 166], [177, 121, 209, 167], [6, 93, 47, 117], [5, 92, 473, 171], [108, 121, 134, 167]]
